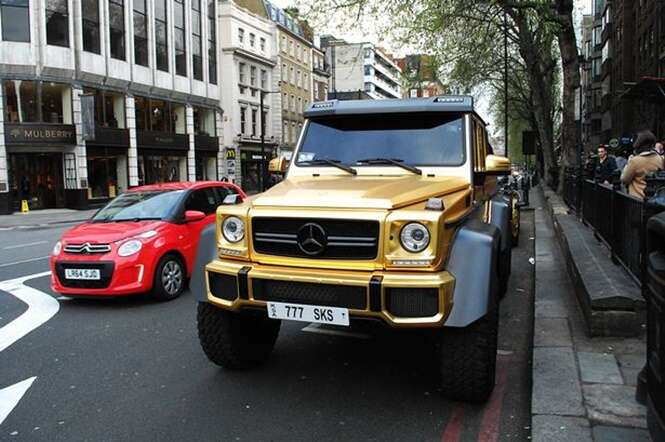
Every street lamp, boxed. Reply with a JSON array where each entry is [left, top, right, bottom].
[[259, 88, 281, 192]]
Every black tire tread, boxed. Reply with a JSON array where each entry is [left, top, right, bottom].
[[439, 307, 498, 402], [197, 303, 280, 369]]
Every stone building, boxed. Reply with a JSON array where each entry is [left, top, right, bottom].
[[219, 0, 276, 194], [0, 0, 221, 213]]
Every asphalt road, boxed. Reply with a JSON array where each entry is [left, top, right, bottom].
[[0, 212, 535, 442]]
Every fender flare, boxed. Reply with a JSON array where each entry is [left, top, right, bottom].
[[444, 219, 501, 327], [489, 194, 513, 281], [191, 223, 218, 302]]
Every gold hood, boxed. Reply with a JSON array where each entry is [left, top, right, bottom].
[[251, 175, 470, 210]]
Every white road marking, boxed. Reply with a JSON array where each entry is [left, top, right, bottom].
[[0, 377, 37, 425], [0, 272, 57, 425], [0, 256, 50, 268], [0, 271, 57, 353], [3, 241, 48, 250], [301, 323, 370, 339]]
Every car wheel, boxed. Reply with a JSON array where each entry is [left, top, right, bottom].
[[151, 254, 185, 301], [438, 307, 498, 402], [197, 302, 280, 369]]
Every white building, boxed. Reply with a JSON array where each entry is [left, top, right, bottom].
[[219, 0, 276, 194], [322, 37, 402, 100], [0, 0, 221, 213]]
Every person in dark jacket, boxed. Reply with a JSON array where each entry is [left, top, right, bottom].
[[595, 145, 617, 184]]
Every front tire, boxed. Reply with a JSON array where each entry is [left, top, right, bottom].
[[151, 254, 186, 301], [197, 303, 280, 369], [438, 307, 499, 402]]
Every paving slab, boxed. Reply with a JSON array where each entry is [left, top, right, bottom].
[[532, 347, 585, 416], [616, 353, 646, 387], [577, 352, 623, 384], [583, 384, 647, 428], [591, 425, 652, 442], [534, 318, 572, 347], [531, 415, 592, 442]]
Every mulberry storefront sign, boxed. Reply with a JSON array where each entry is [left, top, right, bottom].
[[5, 123, 76, 145]]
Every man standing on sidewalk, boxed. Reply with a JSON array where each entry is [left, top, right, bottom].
[[595, 145, 617, 184], [621, 130, 664, 199]]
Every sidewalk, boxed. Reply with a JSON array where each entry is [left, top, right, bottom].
[[531, 186, 650, 442], [0, 208, 97, 229]]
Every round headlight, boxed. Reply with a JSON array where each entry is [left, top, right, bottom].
[[118, 239, 142, 257], [400, 223, 430, 253], [52, 241, 62, 256], [222, 216, 245, 243]]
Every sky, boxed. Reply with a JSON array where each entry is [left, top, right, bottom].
[[270, 0, 593, 139]]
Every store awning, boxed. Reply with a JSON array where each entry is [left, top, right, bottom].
[[621, 77, 665, 104]]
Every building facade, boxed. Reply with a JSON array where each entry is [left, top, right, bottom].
[[311, 46, 329, 102], [580, 0, 665, 153], [219, 0, 275, 194], [321, 36, 402, 100], [0, 0, 221, 213], [395, 54, 447, 98]]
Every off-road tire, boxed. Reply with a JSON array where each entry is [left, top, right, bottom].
[[197, 303, 280, 369], [151, 254, 186, 301], [438, 307, 499, 402]]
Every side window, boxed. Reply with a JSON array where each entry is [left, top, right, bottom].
[[213, 186, 236, 205], [184, 188, 218, 215], [473, 119, 487, 172]]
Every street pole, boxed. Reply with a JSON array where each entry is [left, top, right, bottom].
[[504, 7, 509, 159], [260, 91, 266, 192]]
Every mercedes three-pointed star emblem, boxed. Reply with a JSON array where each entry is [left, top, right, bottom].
[[297, 223, 327, 256]]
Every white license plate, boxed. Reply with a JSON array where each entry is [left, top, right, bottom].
[[64, 268, 101, 280], [267, 302, 350, 326]]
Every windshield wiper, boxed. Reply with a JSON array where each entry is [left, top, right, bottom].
[[300, 159, 357, 175], [112, 217, 163, 222], [355, 158, 422, 175]]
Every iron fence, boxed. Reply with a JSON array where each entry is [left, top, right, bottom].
[[567, 176, 653, 284]]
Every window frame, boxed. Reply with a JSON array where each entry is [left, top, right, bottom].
[[82, 0, 100, 53], [133, 0, 148, 66], [174, 0, 186, 76], [46, 0, 70, 47], [1, 0, 30, 42], [154, 0, 168, 72], [108, 0, 125, 60]]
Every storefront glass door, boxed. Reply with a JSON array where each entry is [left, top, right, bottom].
[[8, 153, 64, 210]]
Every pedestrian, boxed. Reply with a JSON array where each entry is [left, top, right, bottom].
[[594, 145, 617, 184], [614, 146, 629, 172], [621, 130, 664, 199]]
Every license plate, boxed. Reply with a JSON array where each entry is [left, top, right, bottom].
[[267, 302, 350, 326], [64, 268, 101, 280]]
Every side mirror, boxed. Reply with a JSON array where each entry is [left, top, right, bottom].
[[484, 155, 511, 176], [223, 194, 241, 205], [185, 210, 206, 222]]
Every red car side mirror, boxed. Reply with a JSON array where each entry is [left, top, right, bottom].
[[184, 210, 206, 222]]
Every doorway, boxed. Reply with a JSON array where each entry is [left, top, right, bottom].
[[8, 153, 65, 210]]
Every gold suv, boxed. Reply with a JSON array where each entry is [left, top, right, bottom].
[[197, 96, 515, 402]]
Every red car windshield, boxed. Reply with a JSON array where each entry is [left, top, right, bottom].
[[91, 190, 185, 223]]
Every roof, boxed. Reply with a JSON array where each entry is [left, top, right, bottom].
[[128, 181, 232, 193], [262, 1, 311, 42], [304, 96, 476, 118]]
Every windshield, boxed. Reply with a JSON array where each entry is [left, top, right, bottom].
[[296, 113, 465, 167], [91, 190, 185, 222]]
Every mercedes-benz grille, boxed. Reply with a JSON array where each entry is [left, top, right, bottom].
[[252, 217, 379, 259]]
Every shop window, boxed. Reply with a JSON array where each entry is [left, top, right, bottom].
[[194, 107, 215, 136], [87, 152, 121, 200], [64, 152, 77, 188], [46, 0, 69, 47], [133, 0, 148, 66], [154, 0, 168, 71], [135, 96, 182, 133], [1, 0, 30, 42], [174, 0, 186, 76], [195, 156, 217, 181], [109, 0, 125, 60], [85, 89, 125, 128], [185, 188, 217, 214], [191, 0, 202, 80], [139, 155, 185, 184], [207, 0, 216, 84], [150, 99, 171, 132], [2, 80, 72, 124], [82, 0, 100, 53]]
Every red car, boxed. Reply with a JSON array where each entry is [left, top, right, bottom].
[[50, 181, 245, 300]]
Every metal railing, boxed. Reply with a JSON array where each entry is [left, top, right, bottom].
[[565, 174, 655, 285]]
